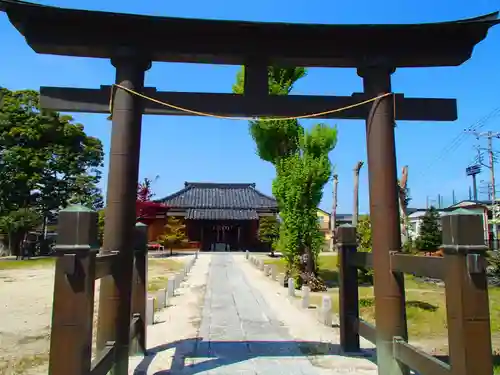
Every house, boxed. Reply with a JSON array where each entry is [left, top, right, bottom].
[[317, 209, 353, 247], [317, 208, 331, 243], [149, 182, 278, 251], [407, 200, 491, 244]]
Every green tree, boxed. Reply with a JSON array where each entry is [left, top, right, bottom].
[[159, 217, 188, 256], [415, 206, 442, 251], [233, 67, 337, 291], [97, 209, 105, 246], [356, 215, 374, 284], [0, 88, 104, 217], [258, 215, 280, 255], [0, 208, 42, 255], [67, 173, 104, 211]]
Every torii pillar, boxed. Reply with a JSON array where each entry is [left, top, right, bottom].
[[96, 52, 151, 375], [358, 66, 407, 375]]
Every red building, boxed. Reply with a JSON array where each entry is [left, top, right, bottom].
[[147, 182, 278, 251]]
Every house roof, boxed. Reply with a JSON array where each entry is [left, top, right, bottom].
[[155, 182, 277, 220], [449, 199, 494, 208], [317, 208, 330, 215]]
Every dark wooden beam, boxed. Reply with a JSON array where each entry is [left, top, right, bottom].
[[40, 86, 458, 121], [2, 1, 499, 67]]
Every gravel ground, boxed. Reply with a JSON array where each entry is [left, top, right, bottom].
[[0, 254, 192, 375]]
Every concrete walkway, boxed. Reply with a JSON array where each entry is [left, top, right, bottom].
[[131, 253, 377, 375]]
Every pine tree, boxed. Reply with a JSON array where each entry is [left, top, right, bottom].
[[416, 206, 442, 251], [159, 217, 188, 256], [258, 215, 280, 255]]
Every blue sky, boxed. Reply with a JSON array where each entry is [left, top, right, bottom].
[[2, 0, 500, 214]]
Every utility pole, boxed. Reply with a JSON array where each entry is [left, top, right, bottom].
[[398, 166, 409, 245], [352, 161, 364, 227], [469, 130, 500, 248], [330, 174, 338, 252]]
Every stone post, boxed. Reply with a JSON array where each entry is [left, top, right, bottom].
[[288, 278, 295, 297], [48, 205, 99, 375], [301, 285, 310, 308], [270, 264, 277, 280], [321, 295, 333, 326], [167, 278, 175, 300], [441, 211, 493, 375], [337, 224, 360, 353], [146, 297, 155, 325]]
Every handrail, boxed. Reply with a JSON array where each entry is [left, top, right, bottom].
[[90, 341, 116, 375], [95, 253, 118, 279]]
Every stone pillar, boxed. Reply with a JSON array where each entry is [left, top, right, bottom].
[[48, 205, 99, 375], [97, 53, 151, 375], [337, 225, 360, 352], [357, 66, 408, 375], [301, 286, 310, 308], [441, 212, 493, 375]]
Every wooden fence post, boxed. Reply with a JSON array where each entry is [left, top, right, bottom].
[[441, 211, 493, 375], [131, 222, 148, 354], [337, 224, 360, 353], [48, 204, 99, 375]]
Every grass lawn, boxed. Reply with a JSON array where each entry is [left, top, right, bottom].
[[0, 257, 55, 269], [0, 256, 184, 293], [263, 253, 500, 362], [147, 258, 184, 292]]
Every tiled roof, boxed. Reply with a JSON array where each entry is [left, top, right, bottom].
[[156, 182, 278, 210], [186, 209, 259, 220]]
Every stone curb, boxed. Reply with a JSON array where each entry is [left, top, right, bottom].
[[246, 253, 337, 327], [146, 251, 199, 325]]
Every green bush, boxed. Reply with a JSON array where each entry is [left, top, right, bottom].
[[356, 215, 374, 285]]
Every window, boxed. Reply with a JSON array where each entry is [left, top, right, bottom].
[[318, 216, 324, 223]]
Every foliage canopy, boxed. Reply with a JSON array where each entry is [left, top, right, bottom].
[[233, 66, 337, 290], [0, 88, 104, 254], [159, 217, 189, 255]]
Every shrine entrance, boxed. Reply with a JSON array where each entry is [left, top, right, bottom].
[[1, 2, 499, 375]]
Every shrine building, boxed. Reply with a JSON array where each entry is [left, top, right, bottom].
[[148, 182, 278, 251]]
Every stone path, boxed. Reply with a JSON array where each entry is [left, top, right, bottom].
[[193, 253, 321, 375], [131, 253, 377, 375]]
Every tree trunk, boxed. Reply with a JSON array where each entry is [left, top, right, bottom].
[[7, 232, 12, 256], [352, 161, 364, 227], [298, 247, 327, 292], [398, 166, 409, 246], [330, 174, 338, 252]]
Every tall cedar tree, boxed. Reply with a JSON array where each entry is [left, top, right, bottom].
[[233, 67, 337, 291], [416, 206, 442, 251]]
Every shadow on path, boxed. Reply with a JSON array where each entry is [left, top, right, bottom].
[[133, 338, 377, 375]]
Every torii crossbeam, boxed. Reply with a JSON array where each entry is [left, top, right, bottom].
[[39, 86, 458, 121]]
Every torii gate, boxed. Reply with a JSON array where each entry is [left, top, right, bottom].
[[1, 1, 498, 374]]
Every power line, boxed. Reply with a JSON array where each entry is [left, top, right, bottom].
[[469, 130, 500, 249], [416, 106, 500, 180]]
